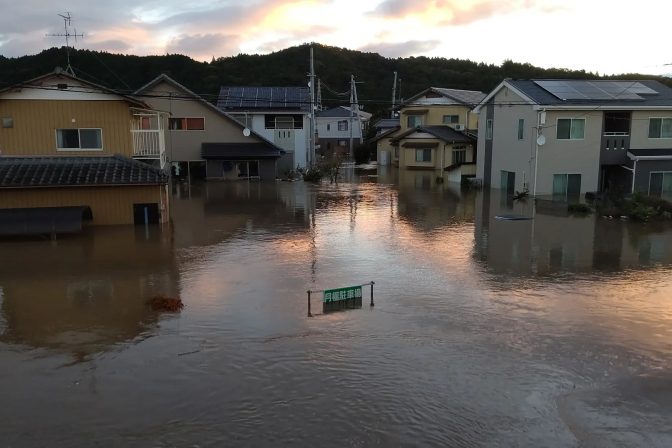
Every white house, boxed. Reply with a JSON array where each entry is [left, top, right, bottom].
[[217, 86, 311, 173], [315, 106, 371, 158]]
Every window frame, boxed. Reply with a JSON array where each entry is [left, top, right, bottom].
[[485, 119, 493, 140], [517, 118, 525, 140], [337, 120, 348, 131], [648, 171, 672, 198], [414, 148, 432, 163], [168, 117, 205, 131], [552, 173, 582, 200], [407, 115, 423, 128], [442, 114, 460, 124], [648, 117, 672, 139], [556, 118, 585, 140], [55, 128, 104, 151]]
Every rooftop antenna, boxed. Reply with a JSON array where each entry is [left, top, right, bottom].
[[46, 12, 84, 76]]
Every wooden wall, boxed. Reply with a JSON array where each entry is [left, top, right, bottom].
[[0, 185, 164, 225], [0, 100, 134, 156]]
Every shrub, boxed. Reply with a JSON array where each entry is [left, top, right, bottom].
[[302, 167, 323, 183], [568, 203, 592, 215]]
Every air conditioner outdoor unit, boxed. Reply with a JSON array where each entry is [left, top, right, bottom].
[[454, 124, 465, 131]]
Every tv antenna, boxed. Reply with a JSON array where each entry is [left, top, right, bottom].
[[46, 12, 84, 76]]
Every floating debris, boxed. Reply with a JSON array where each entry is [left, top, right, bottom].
[[148, 296, 184, 312], [495, 214, 533, 221]]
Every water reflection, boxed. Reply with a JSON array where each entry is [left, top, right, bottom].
[[474, 189, 672, 276], [0, 227, 178, 361]]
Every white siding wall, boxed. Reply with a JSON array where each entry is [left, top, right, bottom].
[[631, 110, 672, 149], [249, 114, 309, 168]]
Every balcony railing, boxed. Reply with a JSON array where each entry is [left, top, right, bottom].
[[132, 130, 163, 158], [602, 133, 630, 151]]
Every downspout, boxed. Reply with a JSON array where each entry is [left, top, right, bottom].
[[533, 111, 542, 197], [631, 159, 637, 193]]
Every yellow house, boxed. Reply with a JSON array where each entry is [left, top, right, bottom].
[[399, 87, 486, 133], [0, 70, 169, 232]]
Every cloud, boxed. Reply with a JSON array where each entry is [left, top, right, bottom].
[[359, 40, 441, 58], [368, 0, 562, 26], [87, 39, 132, 53], [166, 33, 239, 60]]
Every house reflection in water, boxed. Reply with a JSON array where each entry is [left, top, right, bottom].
[[0, 226, 179, 362], [474, 190, 672, 276]]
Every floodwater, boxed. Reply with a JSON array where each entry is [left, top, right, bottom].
[[1, 167, 672, 447]]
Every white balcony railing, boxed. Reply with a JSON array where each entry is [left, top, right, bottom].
[[132, 130, 162, 157]]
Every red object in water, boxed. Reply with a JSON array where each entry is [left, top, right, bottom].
[[148, 296, 184, 312]]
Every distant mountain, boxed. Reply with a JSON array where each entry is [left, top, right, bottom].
[[2, 44, 671, 117]]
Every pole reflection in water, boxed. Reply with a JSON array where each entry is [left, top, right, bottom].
[[0, 167, 671, 447]]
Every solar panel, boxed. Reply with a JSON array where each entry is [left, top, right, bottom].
[[534, 80, 659, 101]]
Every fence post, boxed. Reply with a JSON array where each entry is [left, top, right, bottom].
[[307, 290, 312, 317], [370, 281, 375, 307]]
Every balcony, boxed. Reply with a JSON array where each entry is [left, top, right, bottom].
[[131, 111, 166, 168]]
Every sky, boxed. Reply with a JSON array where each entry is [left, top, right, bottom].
[[0, 0, 669, 76]]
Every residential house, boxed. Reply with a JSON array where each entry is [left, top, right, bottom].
[[315, 106, 371, 159], [389, 87, 485, 182], [0, 69, 169, 230], [372, 118, 400, 135], [217, 86, 311, 173], [474, 79, 672, 200], [372, 126, 400, 166], [135, 74, 284, 181], [390, 126, 476, 182]]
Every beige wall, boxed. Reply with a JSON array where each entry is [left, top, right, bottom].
[[398, 139, 473, 170], [141, 81, 261, 162], [0, 185, 165, 225], [631, 110, 672, 149], [535, 110, 602, 195], [0, 99, 134, 156], [400, 105, 476, 132], [487, 88, 539, 193]]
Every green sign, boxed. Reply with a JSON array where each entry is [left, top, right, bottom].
[[323, 285, 362, 303]]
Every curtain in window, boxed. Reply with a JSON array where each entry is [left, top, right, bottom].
[[649, 118, 662, 138], [557, 119, 571, 139], [570, 120, 585, 139], [662, 119, 672, 138], [662, 173, 672, 199], [79, 129, 102, 149]]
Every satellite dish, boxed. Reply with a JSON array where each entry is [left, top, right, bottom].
[[537, 134, 546, 146], [242, 128, 251, 137]]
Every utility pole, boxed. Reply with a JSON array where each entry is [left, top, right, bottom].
[[308, 47, 316, 166], [46, 13, 84, 76], [316, 79, 323, 112], [391, 71, 398, 119], [349, 74, 362, 160]]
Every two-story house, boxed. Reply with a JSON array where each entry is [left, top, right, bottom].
[[474, 79, 672, 200], [315, 106, 371, 159], [389, 87, 485, 182], [135, 75, 284, 181], [0, 69, 169, 231], [217, 86, 311, 174]]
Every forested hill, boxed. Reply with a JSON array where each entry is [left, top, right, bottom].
[[1, 44, 670, 115]]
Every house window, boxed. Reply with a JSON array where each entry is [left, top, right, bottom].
[[338, 120, 348, 131], [407, 115, 423, 128], [415, 148, 432, 162], [486, 119, 493, 140], [553, 174, 582, 200], [649, 172, 672, 199], [556, 118, 585, 140], [648, 118, 672, 138], [442, 115, 459, 124], [56, 128, 102, 150], [264, 115, 303, 129], [169, 117, 205, 130], [517, 118, 525, 140], [338, 140, 348, 146], [452, 149, 466, 165], [275, 116, 295, 129], [394, 147, 399, 159], [327, 123, 330, 131]]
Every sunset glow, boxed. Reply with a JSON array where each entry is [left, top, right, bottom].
[[1, 0, 669, 75]]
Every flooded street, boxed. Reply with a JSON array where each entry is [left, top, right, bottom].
[[1, 168, 672, 447]]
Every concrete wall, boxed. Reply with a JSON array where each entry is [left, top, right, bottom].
[[0, 99, 134, 156], [0, 185, 166, 225], [140, 81, 260, 163], [315, 116, 364, 140]]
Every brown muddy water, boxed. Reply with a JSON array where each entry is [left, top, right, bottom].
[[1, 167, 672, 447]]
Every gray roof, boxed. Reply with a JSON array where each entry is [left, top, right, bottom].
[[368, 126, 400, 143], [0, 155, 167, 188], [373, 118, 400, 129], [508, 79, 672, 107], [201, 142, 284, 160], [217, 86, 310, 112], [628, 148, 672, 158], [404, 87, 486, 107], [391, 125, 474, 144]]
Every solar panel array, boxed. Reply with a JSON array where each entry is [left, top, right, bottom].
[[534, 80, 659, 101], [218, 87, 310, 111]]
